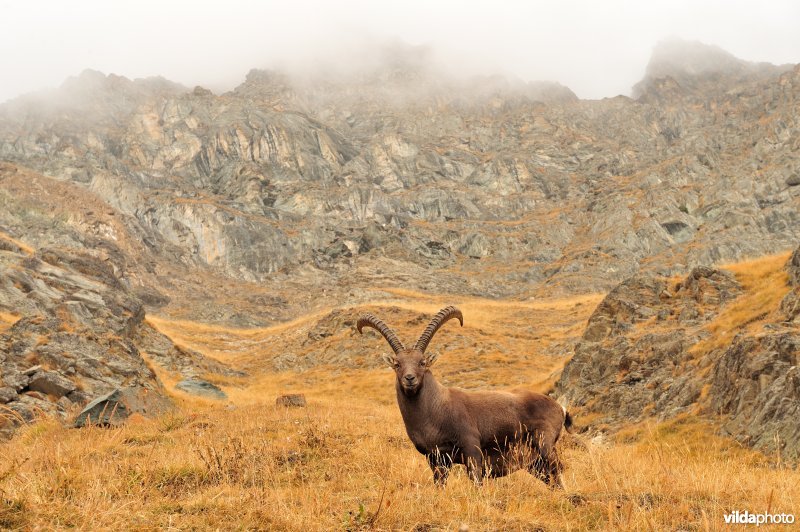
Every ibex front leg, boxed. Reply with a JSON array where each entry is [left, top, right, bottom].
[[463, 443, 485, 485], [427, 448, 452, 487]]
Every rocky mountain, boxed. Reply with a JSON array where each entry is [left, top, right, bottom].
[[0, 39, 797, 327], [0, 226, 243, 437], [632, 39, 790, 99]]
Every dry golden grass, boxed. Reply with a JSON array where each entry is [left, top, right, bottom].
[[145, 291, 603, 412], [691, 251, 792, 357], [0, 311, 20, 343], [0, 231, 34, 255], [1, 382, 797, 530], [0, 311, 20, 334], [2, 271, 799, 530]]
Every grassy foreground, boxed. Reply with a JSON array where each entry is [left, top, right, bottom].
[[2, 254, 799, 530], [1, 385, 797, 530]]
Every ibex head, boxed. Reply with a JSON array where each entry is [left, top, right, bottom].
[[357, 306, 463, 396]]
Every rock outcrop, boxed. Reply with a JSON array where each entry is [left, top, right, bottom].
[[780, 247, 800, 322], [557, 247, 800, 459], [0, 239, 233, 437], [706, 246, 800, 451], [175, 379, 227, 400], [0, 246, 161, 435], [710, 333, 799, 453], [558, 267, 741, 422]]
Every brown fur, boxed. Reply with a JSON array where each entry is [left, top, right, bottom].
[[357, 306, 571, 487]]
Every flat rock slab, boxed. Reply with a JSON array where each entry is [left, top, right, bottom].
[[73, 387, 172, 428], [28, 370, 76, 398], [74, 389, 129, 427], [175, 379, 226, 399], [276, 394, 306, 407], [22, 365, 42, 376]]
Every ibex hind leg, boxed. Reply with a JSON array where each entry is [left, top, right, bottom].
[[526, 436, 564, 489], [542, 449, 565, 489], [527, 456, 564, 489]]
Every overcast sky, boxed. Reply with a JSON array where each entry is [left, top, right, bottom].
[[1, 0, 798, 103]]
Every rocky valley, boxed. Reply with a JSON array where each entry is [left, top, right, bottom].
[[0, 38, 799, 529]]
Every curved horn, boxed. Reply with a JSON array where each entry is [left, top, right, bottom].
[[414, 306, 463, 353], [357, 313, 405, 354]]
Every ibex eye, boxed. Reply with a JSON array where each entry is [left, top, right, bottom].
[[419, 360, 426, 366]]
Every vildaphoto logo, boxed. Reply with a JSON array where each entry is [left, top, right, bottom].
[[724, 510, 795, 526]]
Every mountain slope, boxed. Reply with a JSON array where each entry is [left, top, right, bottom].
[[0, 41, 798, 327]]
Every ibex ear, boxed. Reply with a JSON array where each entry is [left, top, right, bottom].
[[381, 353, 397, 368], [423, 351, 440, 367]]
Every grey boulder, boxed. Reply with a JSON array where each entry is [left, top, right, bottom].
[[175, 379, 227, 399], [73, 387, 172, 427]]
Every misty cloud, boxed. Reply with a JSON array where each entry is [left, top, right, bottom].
[[0, 0, 798, 103]]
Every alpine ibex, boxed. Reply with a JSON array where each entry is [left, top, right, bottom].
[[357, 306, 572, 487]]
